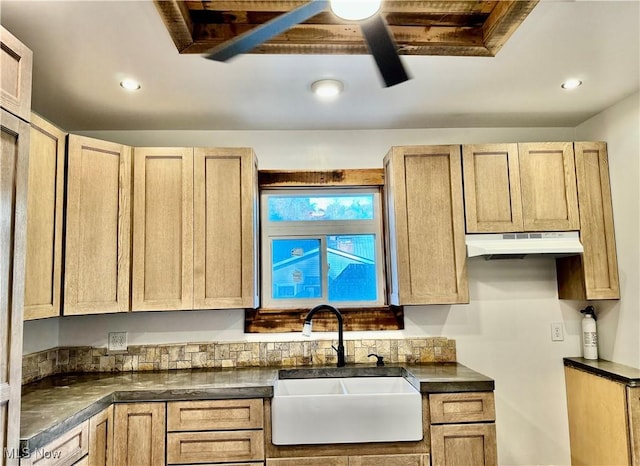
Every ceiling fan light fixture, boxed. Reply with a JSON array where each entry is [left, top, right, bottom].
[[330, 0, 382, 21], [561, 78, 582, 90], [311, 79, 344, 99]]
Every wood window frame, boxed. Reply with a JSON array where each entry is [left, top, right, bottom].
[[245, 169, 404, 333]]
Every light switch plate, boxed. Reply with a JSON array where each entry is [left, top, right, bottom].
[[108, 332, 128, 351]]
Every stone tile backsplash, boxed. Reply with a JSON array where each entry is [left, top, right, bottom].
[[22, 337, 456, 384]]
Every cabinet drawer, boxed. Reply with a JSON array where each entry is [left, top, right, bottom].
[[349, 453, 430, 466], [167, 430, 264, 464], [429, 392, 495, 424], [266, 458, 347, 466], [21, 420, 89, 466], [167, 399, 263, 431]]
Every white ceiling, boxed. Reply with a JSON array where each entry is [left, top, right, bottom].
[[1, 0, 639, 131]]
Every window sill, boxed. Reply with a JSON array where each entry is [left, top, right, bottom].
[[244, 306, 404, 333]]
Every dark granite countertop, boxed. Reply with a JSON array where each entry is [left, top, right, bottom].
[[20, 362, 493, 453], [564, 357, 640, 387]]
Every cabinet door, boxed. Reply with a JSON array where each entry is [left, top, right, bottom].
[[0, 109, 29, 466], [518, 142, 579, 231], [113, 403, 165, 466], [430, 423, 497, 466], [384, 145, 468, 305], [193, 148, 258, 309], [24, 114, 65, 320], [565, 366, 631, 466], [628, 387, 640, 466], [557, 141, 620, 300], [132, 147, 193, 311], [21, 421, 89, 466], [0, 27, 32, 121], [462, 143, 523, 232], [89, 405, 114, 466], [65, 135, 131, 315]]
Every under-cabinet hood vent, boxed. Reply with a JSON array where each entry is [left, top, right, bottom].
[[466, 231, 583, 259]]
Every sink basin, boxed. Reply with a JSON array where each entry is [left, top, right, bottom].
[[271, 376, 423, 445]]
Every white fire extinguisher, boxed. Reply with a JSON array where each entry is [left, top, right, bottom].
[[580, 306, 598, 360]]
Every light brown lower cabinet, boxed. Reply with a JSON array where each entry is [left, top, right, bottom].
[[88, 406, 113, 466], [113, 403, 165, 466], [166, 399, 265, 465], [429, 392, 498, 466], [565, 366, 639, 465], [20, 420, 89, 466], [430, 424, 497, 466]]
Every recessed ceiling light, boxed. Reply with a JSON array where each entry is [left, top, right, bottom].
[[311, 79, 344, 99], [561, 79, 582, 90], [120, 78, 141, 91], [330, 0, 381, 20]]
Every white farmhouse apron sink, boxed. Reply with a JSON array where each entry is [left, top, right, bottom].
[[271, 376, 423, 445]]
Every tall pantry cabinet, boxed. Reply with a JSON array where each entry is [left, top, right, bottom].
[[1, 26, 32, 466]]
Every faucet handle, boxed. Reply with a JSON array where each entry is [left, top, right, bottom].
[[368, 353, 385, 366]]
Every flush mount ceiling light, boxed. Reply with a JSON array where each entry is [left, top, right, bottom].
[[561, 78, 582, 90], [120, 78, 141, 91], [311, 79, 344, 99], [330, 0, 382, 21]]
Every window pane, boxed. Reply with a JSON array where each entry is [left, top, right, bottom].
[[327, 235, 377, 302], [271, 239, 322, 299], [268, 194, 374, 221]]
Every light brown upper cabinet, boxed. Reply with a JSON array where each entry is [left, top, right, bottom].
[[384, 145, 468, 305], [557, 142, 620, 299], [24, 114, 66, 320], [65, 135, 132, 315], [132, 147, 194, 311], [1, 26, 32, 122], [463, 142, 579, 232], [193, 147, 259, 309]]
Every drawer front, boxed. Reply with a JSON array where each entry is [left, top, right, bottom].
[[429, 392, 495, 424], [167, 430, 264, 464], [266, 458, 348, 466], [22, 421, 89, 466], [349, 453, 430, 466], [167, 399, 263, 431]]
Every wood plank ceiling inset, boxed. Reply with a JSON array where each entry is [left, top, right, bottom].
[[154, 0, 539, 57]]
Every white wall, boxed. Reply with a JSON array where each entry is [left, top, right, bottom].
[[23, 121, 635, 465], [575, 91, 640, 368]]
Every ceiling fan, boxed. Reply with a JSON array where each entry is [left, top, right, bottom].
[[204, 0, 410, 88]]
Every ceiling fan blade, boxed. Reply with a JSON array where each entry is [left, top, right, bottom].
[[206, 0, 329, 61], [360, 14, 410, 87]]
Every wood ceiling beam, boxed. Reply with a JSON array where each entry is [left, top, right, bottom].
[[154, 0, 194, 52], [197, 1, 498, 15], [483, 0, 539, 55], [187, 24, 483, 52]]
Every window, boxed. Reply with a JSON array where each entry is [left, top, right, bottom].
[[261, 188, 385, 309]]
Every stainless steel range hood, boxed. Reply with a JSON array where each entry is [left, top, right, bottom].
[[466, 231, 583, 259]]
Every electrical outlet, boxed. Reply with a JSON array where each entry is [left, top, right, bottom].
[[108, 332, 127, 351], [551, 323, 564, 341]]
